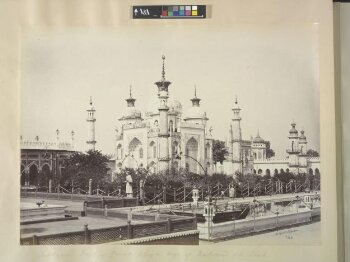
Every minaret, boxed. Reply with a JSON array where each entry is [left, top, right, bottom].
[[126, 85, 136, 108], [231, 96, 242, 175], [287, 121, 300, 174], [71, 130, 75, 149], [298, 130, 308, 174], [191, 86, 201, 107], [86, 97, 96, 151], [154, 55, 171, 172], [56, 129, 60, 146]]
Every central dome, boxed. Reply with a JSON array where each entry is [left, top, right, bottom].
[[146, 96, 182, 116], [119, 107, 142, 120], [184, 107, 208, 120]]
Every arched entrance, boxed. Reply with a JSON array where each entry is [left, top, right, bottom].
[[185, 137, 199, 173], [39, 164, 51, 187], [29, 164, 38, 186], [128, 137, 142, 168]]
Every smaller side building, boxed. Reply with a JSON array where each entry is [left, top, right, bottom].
[[20, 130, 75, 187]]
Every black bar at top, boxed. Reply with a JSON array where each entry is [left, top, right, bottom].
[[133, 5, 206, 19]]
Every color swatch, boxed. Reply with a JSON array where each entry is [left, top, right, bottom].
[[162, 5, 202, 17], [133, 5, 206, 19]]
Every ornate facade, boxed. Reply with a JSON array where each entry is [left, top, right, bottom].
[[114, 56, 214, 175], [217, 100, 321, 176], [20, 130, 75, 187]]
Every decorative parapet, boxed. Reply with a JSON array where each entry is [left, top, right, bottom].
[[254, 158, 289, 164], [123, 122, 147, 130], [21, 140, 74, 151], [180, 122, 205, 129], [308, 157, 320, 163]]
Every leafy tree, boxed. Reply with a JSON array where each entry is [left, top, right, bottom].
[[61, 150, 111, 190], [212, 140, 228, 165], [307, 149, 319, 157], [265, 141, 275, 159]]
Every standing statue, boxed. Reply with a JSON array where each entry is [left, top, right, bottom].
[[125, 174, 133, 198]]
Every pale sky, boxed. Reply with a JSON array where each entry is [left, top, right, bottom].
[[21, 24, 320, 157]]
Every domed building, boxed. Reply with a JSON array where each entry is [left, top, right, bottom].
[[114, 56, 213, 175], [217, 99, 320, 177]]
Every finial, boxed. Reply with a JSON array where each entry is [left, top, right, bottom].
[[90, 96, 93, 106], [129, 85, 132, 98], [56, 129, 60, 135], [257, 129, 260, 137], [235, 95, 238, 104], [162, 55, 166, 80], [194, 85, 197, 97], [71, 130, 75, 136]]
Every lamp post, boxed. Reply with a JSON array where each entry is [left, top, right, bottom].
[[174, 151, 211, 203]]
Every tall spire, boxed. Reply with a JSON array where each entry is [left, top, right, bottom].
[[86, 97, 96, 150], [126, 85, 136, 107], [162, 55, 166, 80], [191, 85, 201, 107], [155, 55, 171, 94]]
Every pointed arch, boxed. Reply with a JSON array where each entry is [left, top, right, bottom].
[[185, 137, 199, 173], [29, 164, 38, 186], [127, 137, 142, 168], [40, 164, 51, 186], [149, 141, 157, 159], [116, 144, 123, 160]]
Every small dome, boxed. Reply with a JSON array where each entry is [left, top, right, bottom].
[[289, 122, 298, 134], [184, 106, 208, 120], [299, 130, 306, 140], [146, 96, 182, 116], [253, 133, 264, 143], [120, 107, 142, 120]]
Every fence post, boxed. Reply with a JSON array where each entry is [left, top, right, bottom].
[[101, 197, 105, 208], [193, 216, 197, 230], [88, 179, 92, 195], [84, 224, 90, 244], [104, 204, 108, 217], [167, 218, 171, 233], [83, 201, 87, 216], [127, 221, 133, 239], [32, 235, 38, 245], [128, 208, 132, 222]]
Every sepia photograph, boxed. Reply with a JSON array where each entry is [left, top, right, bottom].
[[19, 18, 322, 246]]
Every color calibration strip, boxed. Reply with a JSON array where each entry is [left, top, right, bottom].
[[133, 5, 206, 19]]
